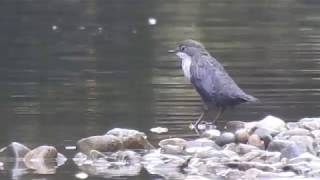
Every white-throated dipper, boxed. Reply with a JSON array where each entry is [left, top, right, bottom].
[[168, 39, 258, 128]]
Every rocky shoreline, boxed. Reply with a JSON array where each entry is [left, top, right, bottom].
[[1, 115, 320, 179]]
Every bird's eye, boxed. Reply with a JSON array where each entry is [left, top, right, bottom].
[[181, 46, 185, 51]]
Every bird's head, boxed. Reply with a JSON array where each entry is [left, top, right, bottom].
[[168, 39, 207, 60]]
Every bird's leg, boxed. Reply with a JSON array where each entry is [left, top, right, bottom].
[[212, 107, 225, 124], [194, 111, 205, 128]]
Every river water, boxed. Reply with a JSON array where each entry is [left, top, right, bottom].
[[1, 0, 320, 179]]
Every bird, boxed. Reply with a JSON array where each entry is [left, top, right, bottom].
[[168, 39, 258, 128]]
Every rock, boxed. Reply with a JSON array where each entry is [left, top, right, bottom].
[[215, 132, 235, 146], [202, 129, 221, 140], [0, 142, 30, 160], [225, 161, 276, 172], [77, 135, 122, 155], [267, 139, 292, 152], [224, 143, 259, 155], [224, 121, 246, 133], [240, 151, 280, 164], [288, 153, 320, 164], [185, 175, 211, 180], [286, 122, 299, 130], [194, 149, 237, 160], [106, 128, 153, 149], [281, 128, 311, 137], [256, 115, 286, 132], [298, 117, 320, 131], [253, 127, 276, 139], [142, 150, 187, 179], [185, 139, 220, 155], [159, 138, 187, 155], [248, 134, 264, 149], [23, 146, 66, 174], [288, 135, 316, 155], [150, 127, 168, 134], [75, 150, 142, 177], [235, 129, 249, 143], [280, 143, 304, 159]]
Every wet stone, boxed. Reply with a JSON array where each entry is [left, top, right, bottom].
[[215, 132, 236, 147], [106, 128, 153, 149], [248, 134, 264, 149], [185, 138, 220, 155], [280, 143, 304, 159], [298, 118, 320, 131], [23, 145, 66, 174], [77, 135, 122, 155], [225, 143, 259, 155], [0, 142, 31, 160], [288, 135, 316, 155], [286, 122, 299, 130], [235, 129, 249, 143], [159, 138, 187, 155], [202, 129, 221, 140], [280, 128, 311, 137], [256, 115, 286, 132]]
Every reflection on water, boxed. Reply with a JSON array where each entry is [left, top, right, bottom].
[[1, 0, 320, 179]]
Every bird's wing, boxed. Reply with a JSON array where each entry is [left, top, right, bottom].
[[190, 55, 250, 106]]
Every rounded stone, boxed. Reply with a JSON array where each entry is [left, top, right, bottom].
[[201, 129, 221, 140], [77, 135, 122, 155], [159, 138, 187, 154], [106, 128, 153, 149], [215, 132, 236, 147], [235, 129, 249, 143], [256, 115, 286, 132], [248, 134, 264, 149]]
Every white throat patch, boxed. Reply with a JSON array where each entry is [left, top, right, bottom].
[[176, 52, 192, 80]]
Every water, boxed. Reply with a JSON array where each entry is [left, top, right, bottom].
[[1, 0, 320, 179]]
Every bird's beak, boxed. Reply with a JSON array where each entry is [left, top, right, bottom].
[[168, 47, 178, 53]]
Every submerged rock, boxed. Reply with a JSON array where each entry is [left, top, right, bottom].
[[74, 150, 142, 177], [106, 128, 154, 149], [159, 138, 187, 154], [23, 145, 66, 174], [77, 135, 122, 155], [0, 142, 30, 160], [142, 150, 188, 179]]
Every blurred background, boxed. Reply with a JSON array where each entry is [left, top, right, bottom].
[[1, 0, 320, 179]]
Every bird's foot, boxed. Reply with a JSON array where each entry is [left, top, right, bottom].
[[189, 121, 216, 131]]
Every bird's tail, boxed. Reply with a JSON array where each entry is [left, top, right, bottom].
[[243, 94, 260, 104]]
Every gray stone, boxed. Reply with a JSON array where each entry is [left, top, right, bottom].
[[235, 129, 249, 143], [202, 129, 221, 140], [159, 138, 187, 155], [77, 135, 122, 155], [256, 115, 286, 132], [106, 128, 153, 149], [23, 145, 66, 174], [215, 132, 236, 147]]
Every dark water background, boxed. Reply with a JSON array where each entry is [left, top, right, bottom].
[[1, 0, 320, 179]]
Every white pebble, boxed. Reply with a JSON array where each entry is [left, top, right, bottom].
[[52, 25, 58, 31], [150, 127, 168, 134], [65, 146, 77, 150], [75, 172, 88, 179], [148, 17, 157, 25]]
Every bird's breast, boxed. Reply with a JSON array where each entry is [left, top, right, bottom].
[[176, 52, 192, 80]]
